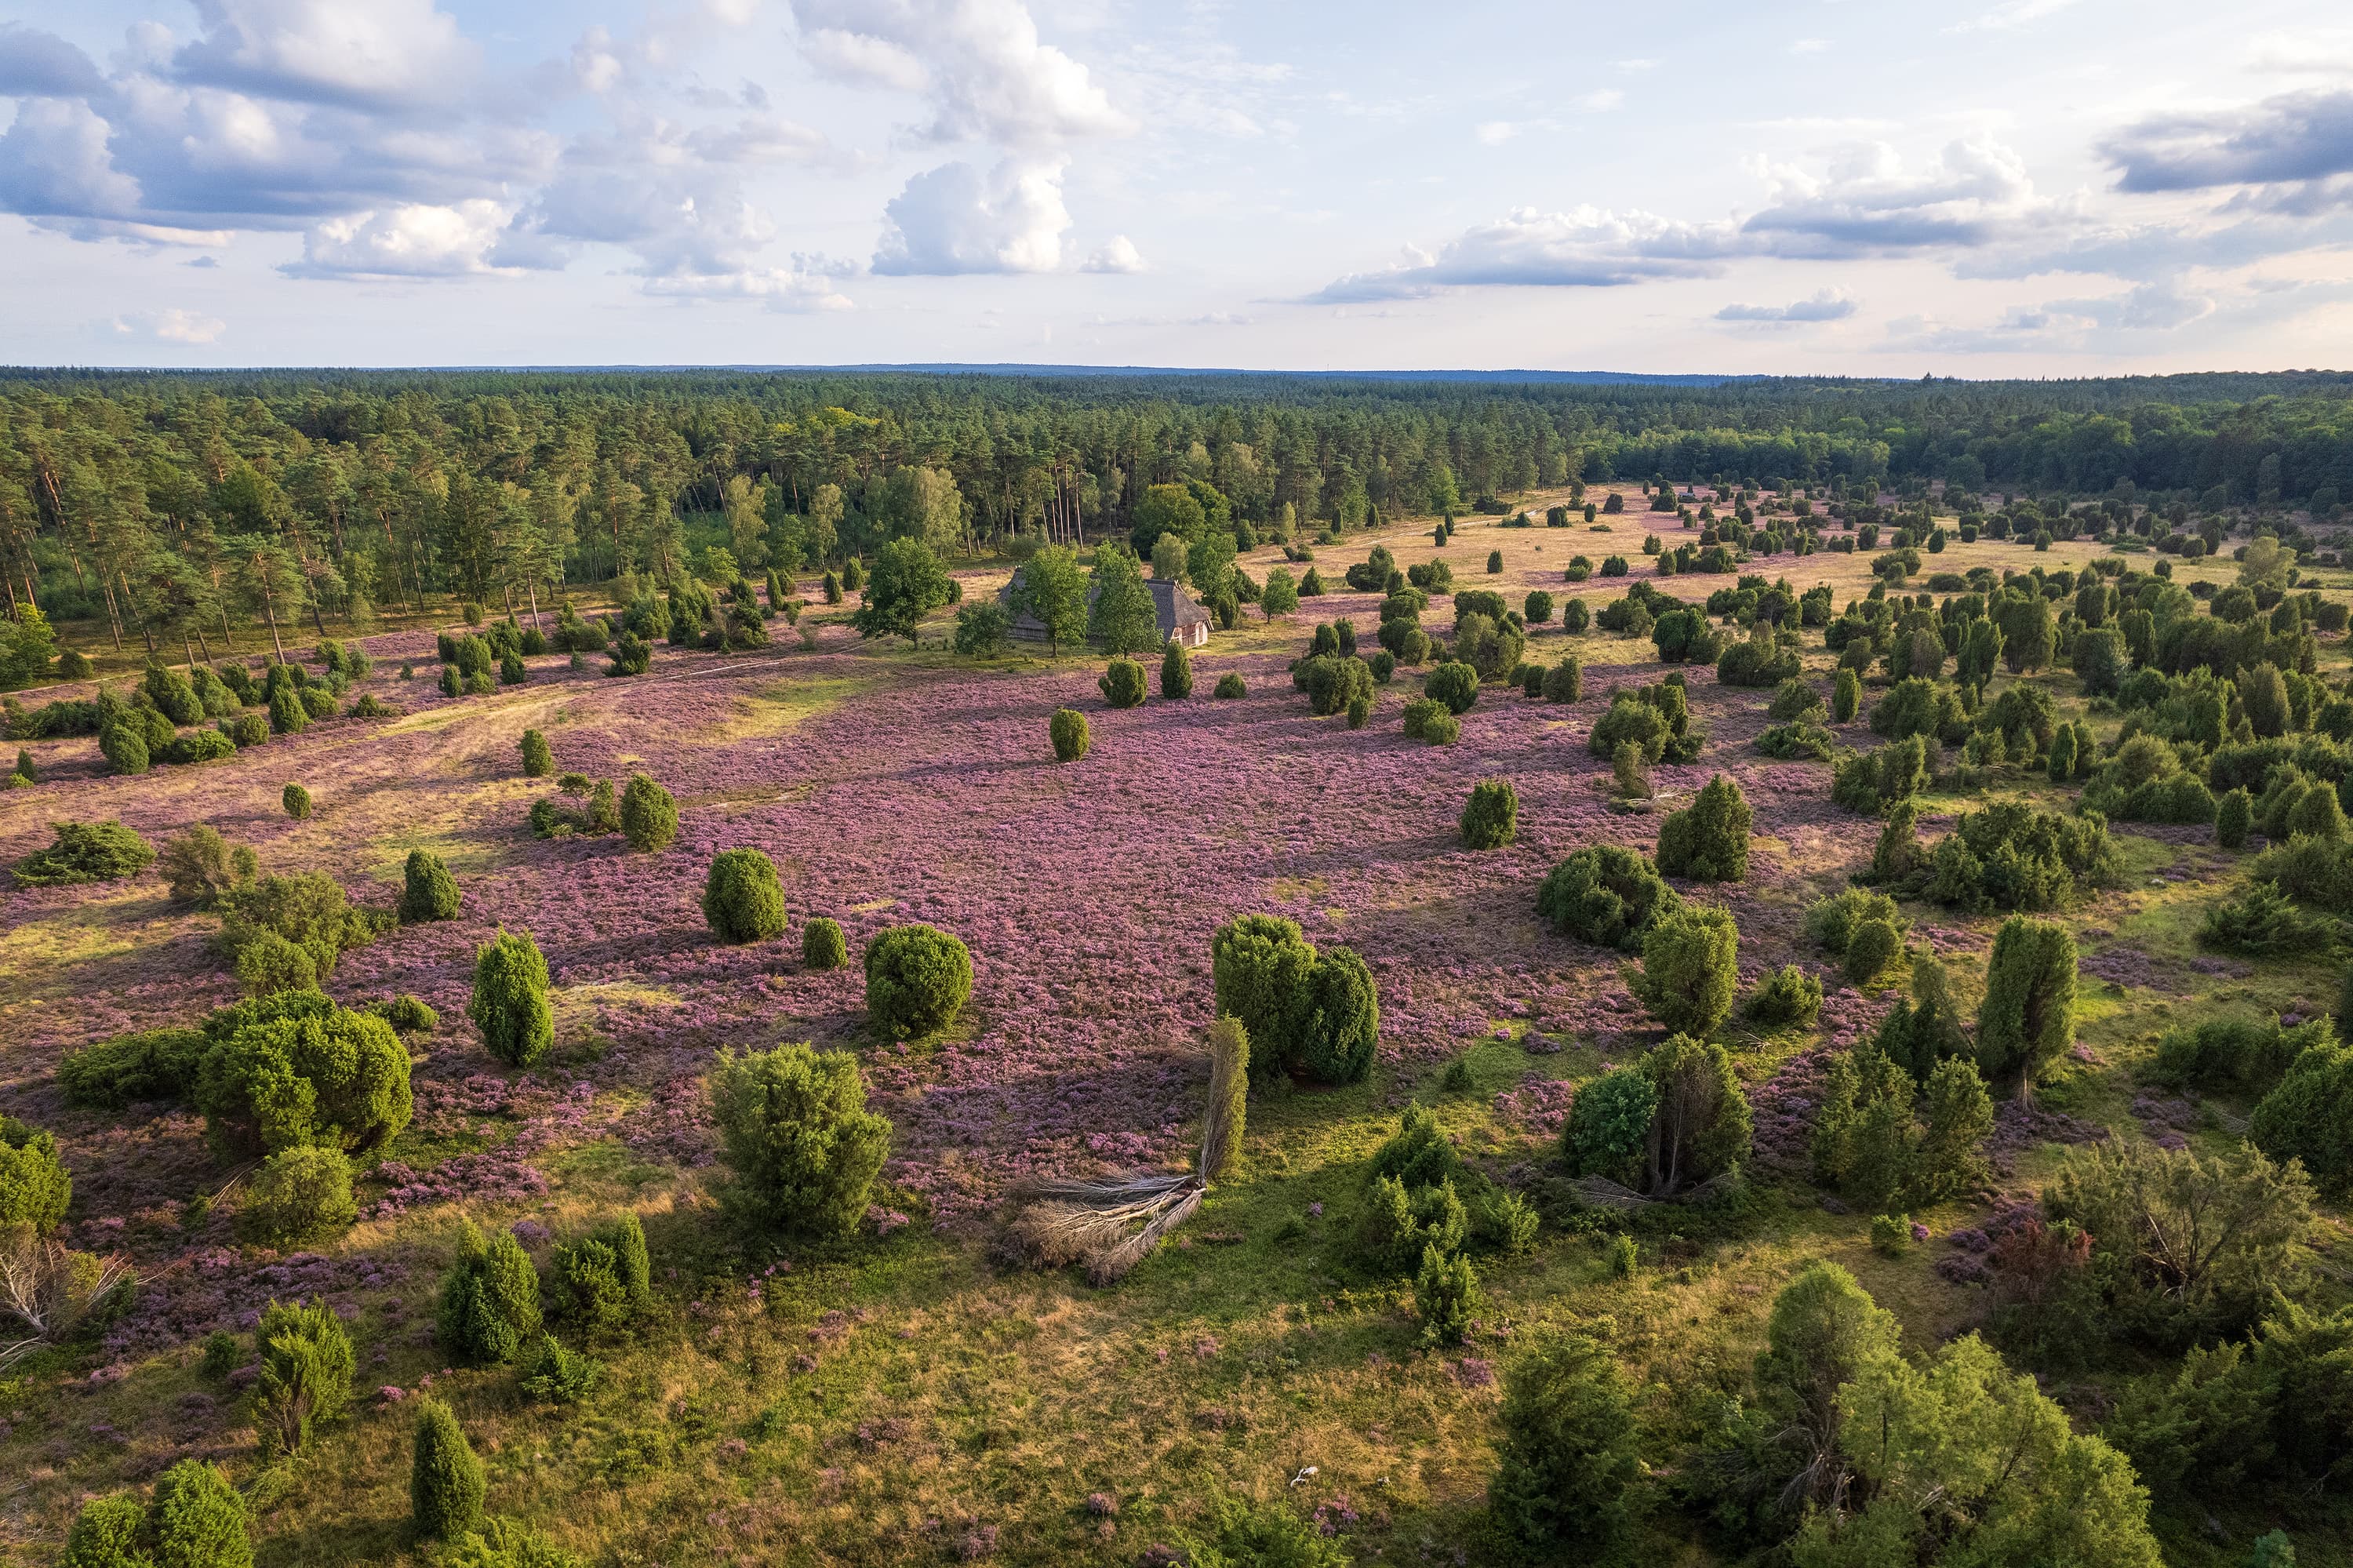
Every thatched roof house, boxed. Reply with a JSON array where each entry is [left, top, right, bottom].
[[998, 570, 1213, 647]]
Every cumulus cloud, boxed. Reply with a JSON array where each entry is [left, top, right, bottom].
[[0, 24, 107, 97], [794, 0, 1133, 147], [2102, 89, 2353, 195], [872, 157, 1071, 274], [112, 307, 227, 343], [169, 0, 481, 109], [282, 199, 512, 277], [1886, 281, 2215, 353], [1715, 289, 1858, 322], [640, 256, 856, 311], [1081, 235, 1144, 273], [1741, 134, 2057, 253]]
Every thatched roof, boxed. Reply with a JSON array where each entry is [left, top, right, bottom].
[[998, 570, 1213, 641]]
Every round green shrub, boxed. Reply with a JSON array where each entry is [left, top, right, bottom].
[[436, 1221, 542, 1366], [13, 820, 157, 890], [1536, 845, 1682, 951], [227, 712, 269, 748], [1213, 672, 1248, 699], [1460, 778, 1519, 849], [195, 1001, 413, 1156], [802, 916, 847, 970], [411, 1399, 486, 1542], [1543, 658, 1584, 703], [1843, 918, 1902, 986], [62, 1495, 147, 1568], [237, 1146, 357, 1247], [1654, 774, 1751, 882], [1367, 650, 1396, 684], [282, 783, 312, 820], [398, 849, 461, 923], [150, 1460, 253, 1568], [438, 665, 463, 699], [519, 729, 554, 777], [0, 1115, 71, 1233], [1098, 657, 1147, 708], [99, 722, 151, 776], [1627, 904, 1739, 1036], [468, 930, 553, 1068], [863, 924, 973, 1039], [1563, 1067, 1656, 1184], [1160, 640, 1194, 699], [709, 1042, 891, 1235], [1209, 914, 1378, 1085], [703, 849, 787, 944], [268, 684, 309, 735], [1746, 964, 1824, 1028], [1424, 660, 1479, 715], [369, 995, 439, 1034], [619, 773, 678, 853], [1049, 707, 1090, 762]]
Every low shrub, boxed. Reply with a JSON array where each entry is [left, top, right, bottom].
[[1926, 803, 2119, 911], [237, 1146, 357, 1247], [710, 1042, 890, 1235], [1831, 735, 1929, 814], [619, 773, 678, 852], [863, 924, 973, 1039], [1213, 672, 1248, 699], [195, 995, 413, 1155], [2153, 1013, 2333, 1096], [1098, 657, 1147, 708], [1048, 707, 1090, 761], [1537, 846, 1682, 951], [0, 1116, 71, 1233], [2251, 1043, 2353, 1191], [159, 826, 256, 910], [1746, 964, 1824, 1027], [1543, 657, 1583, 703], [1424, 661, 1479, 715], [519, 730, 554, 777], [13, 820, 155, 888], [1414, 1243, 1480, 1348], [1756, 719, 1835, 760], [2200, 880, 2340, 957], [398, 849, 461, 923], [802, 916, 847, 970], [1211, 913, 1380, 1084], [1654, 774, 1751, 882], [1460, 778, 1518, 849], [1401, 697, 1460, 744], [1627, 905, 1738, 1036], [282, 783, 313, 820], [1843, 918, 1904, 987], [549, 1212, 651, 1338], [1806, 888, 1906, 960], [702, 849, 787, 944]]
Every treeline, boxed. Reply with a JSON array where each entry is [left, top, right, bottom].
[[1, 369, 2348, 671]]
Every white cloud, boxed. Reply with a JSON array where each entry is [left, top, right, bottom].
[[282, 199, 511, 278], [872, 156, 1072, 274], [1475, 121, 1517, 147], [1082, 234, 1144, 272], [640, 257, 856, 311], [1715, 289, 1859, 322], [1945, 0, 2080, 35], [1311, 206, 1740, 302], [793, 0, 1133, 147], [112, 307, 227, 343], [2246, 29, 2353, 76], [1615, 58, 1657, 74], [1790, 38, 1831, 55], [1741, 133, 2057, 253], [170, 0, 480, 109], [1311, 133, 2059, 303], [570, 26, 623, 93], [1577, 89, 1624, 112], [0, 98, 147, 222]]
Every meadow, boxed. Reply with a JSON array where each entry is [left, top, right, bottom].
[[5, 471, 2353, 1568]]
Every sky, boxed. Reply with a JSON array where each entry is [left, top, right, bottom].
[[2, 0, 2351, 373]]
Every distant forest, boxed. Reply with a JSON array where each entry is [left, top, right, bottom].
[[2, 367, 2349, 657]]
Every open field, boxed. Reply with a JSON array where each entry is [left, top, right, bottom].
[[6, 478, 2353, 1568]]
